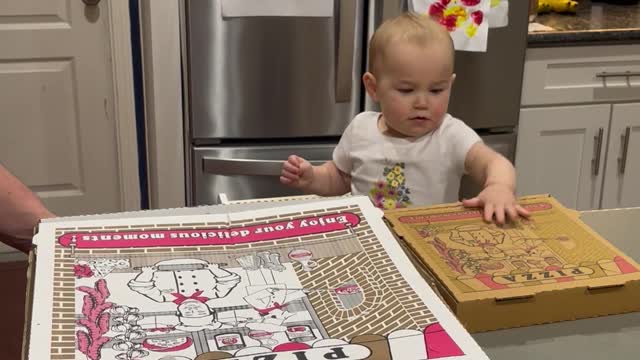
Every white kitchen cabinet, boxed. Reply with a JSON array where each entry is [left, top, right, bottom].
[[517, 45, 640, 210], [601, 103, 640, 209], [521, 45, 640, 106], [515, 105, 610, 210]]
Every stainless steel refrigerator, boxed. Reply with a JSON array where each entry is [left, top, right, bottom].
[[182, 0, 529, 205]]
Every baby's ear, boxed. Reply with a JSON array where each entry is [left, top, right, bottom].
[[362, 72, 378, 101]]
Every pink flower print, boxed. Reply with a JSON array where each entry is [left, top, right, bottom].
[[430, 2, 444, 16], [470, 10, 483, 25], [461, 0, 481, 5], [74, 264, 94, 278]]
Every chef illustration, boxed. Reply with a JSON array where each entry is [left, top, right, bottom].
[[175, 298, 222, 331], [128, 258, 240, 303], [243, 286, 307, 332]]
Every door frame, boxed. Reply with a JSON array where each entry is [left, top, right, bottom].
[[137, 0, 186, 209], [109, 0, 141, 211]]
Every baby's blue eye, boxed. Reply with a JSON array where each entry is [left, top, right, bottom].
[[397, 88, 413, 93], [430, 88, 444, 94]]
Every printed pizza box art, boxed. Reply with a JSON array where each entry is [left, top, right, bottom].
[[25, 196, 489, 360], [384, 194, 640, 332]]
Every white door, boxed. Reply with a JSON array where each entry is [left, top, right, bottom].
[[0, 0, 124, 216], [601, 103, 640, 209], [515, 105, 610, 210]]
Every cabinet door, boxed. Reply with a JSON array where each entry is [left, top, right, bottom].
[[515, 105, 611, 210], [601, 103, 640, 209]]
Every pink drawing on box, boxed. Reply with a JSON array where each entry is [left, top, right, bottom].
[[614, 256, 638, 273], [74, 264, 94, 278], [273, 342, 311, 352], [334, 284, 361, 295], [76, 279, 113, 360], [423, 322, 464, 358], [474, 273, 508, 290], [142, 337, 193, 352], [58, 212, 361, 249], [288, 249, 318, 272]]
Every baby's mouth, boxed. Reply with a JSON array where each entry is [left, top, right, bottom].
[[410, 116, 428, 121]]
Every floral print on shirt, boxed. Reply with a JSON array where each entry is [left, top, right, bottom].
[[369, 162, 412, 209]]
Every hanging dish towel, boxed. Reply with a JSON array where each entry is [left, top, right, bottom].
[[487, 0, 509, 28], [410, 0, 491, 52], [221, 0, 334, 18]]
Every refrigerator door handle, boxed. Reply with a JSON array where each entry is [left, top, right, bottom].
[[335, 0, 357, 102], [203, 158, 328, 176]]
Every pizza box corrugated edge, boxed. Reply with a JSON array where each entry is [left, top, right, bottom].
[[21, 246, 36, 360]]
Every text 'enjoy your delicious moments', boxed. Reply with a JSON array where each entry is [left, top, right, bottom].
[[58, 213, 361, 249]]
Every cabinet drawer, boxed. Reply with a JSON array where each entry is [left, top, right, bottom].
[[522, 45, 640, 106]]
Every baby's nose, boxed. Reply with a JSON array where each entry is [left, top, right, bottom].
[[413, 95, 429, 108]]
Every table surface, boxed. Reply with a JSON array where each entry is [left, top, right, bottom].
[[45, 199, 640, 360]]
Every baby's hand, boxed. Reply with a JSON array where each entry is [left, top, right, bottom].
[[462, 184, 530, 225], [280, 155, 314, 190]]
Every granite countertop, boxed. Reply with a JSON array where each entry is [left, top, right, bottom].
[[528, 0, 640, 46]]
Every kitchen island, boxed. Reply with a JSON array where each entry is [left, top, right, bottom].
[[528, 0, 640, 46]]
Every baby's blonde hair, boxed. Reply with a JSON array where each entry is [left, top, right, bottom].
[[368, 13, 454, 76]]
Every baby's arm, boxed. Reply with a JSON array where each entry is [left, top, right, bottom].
[[280, 155, 351, 196], [462, 142, 530, 224]]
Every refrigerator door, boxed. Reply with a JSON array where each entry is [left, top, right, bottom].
[[186, 0, 365, 140], [193, 144, 337, 205], [458, 132, 517, 201], [448, 0, 529, 130], [367, 0, 528, 130]]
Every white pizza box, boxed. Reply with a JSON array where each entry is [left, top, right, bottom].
[[23, 196, 489, 360]]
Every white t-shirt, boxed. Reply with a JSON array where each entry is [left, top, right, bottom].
[[333, 111, 481, 209]]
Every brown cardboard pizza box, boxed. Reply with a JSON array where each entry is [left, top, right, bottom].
[[384, 194, 640, 332]]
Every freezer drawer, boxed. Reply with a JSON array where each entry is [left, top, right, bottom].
[[193, 144, 337, 205]]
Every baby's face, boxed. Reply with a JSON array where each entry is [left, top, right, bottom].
[[371, 41, 454, 139]]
